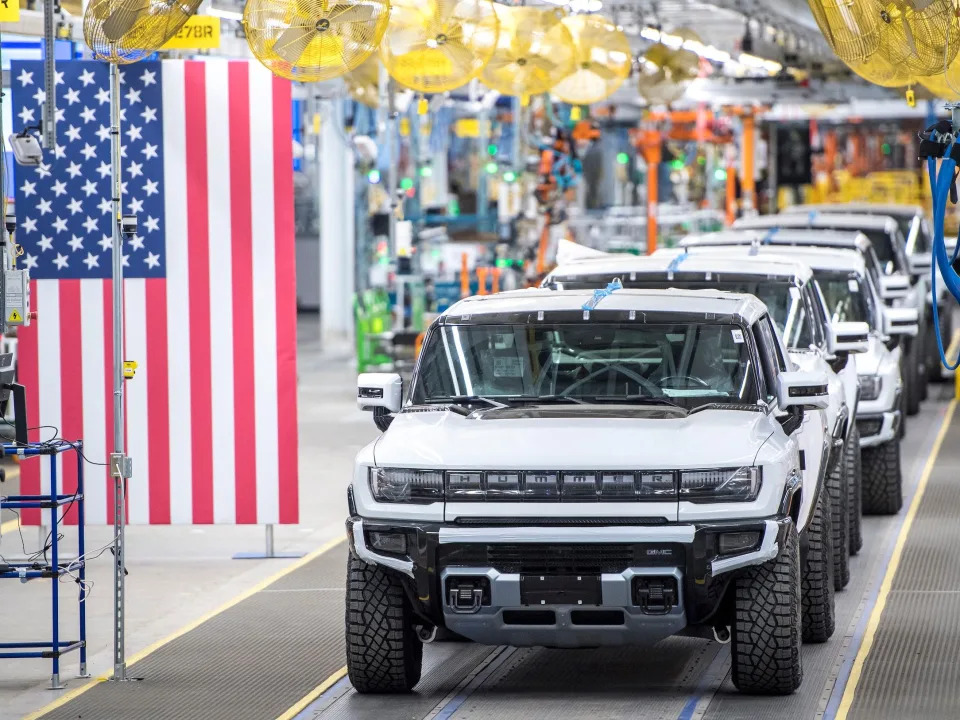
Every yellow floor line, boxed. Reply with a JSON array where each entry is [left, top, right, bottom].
[[835, 399, 957, 719], [275, 666, 348, 720], [22, 534, 347, 720]]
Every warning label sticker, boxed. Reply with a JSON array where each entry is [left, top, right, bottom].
[[7, 309, 23, 323]]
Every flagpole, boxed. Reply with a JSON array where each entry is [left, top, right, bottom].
[[109, 50, 128, 683]]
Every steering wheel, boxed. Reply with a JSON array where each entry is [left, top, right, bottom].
[[559, 363, 663, 398], [658, 374, 712, 390]]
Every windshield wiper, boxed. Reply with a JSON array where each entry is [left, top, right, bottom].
[[512, 395, 586, 405], [425, 395, 512, 409], [584, 395, 687, 411], [687, 402, 758, 415]]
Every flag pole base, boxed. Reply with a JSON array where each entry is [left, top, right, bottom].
[[232, 524, 304, 560]]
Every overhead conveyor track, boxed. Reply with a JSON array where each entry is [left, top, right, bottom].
[[24, 392, 956, 720]]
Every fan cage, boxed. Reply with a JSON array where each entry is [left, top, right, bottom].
[[873, 0, 960, 77], [84, 0, 203, 64], [380, 0, 500, 93], [480, 6, 576, 97], [244, 0, 390, 83], [807, 0, 881, 63]]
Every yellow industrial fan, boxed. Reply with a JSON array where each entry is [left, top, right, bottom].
[[844, 51, 914, 87], [807, 0, 880, 62], [872, 0, 960, 76], [85, 0, 203, 62], [551, 14, 632, 106], [380, 0, 500, 93], [244, 0, 391, 82], [345, 56, 381, 107], [636, 29, 701, 106], [480, 6, 576, 99]]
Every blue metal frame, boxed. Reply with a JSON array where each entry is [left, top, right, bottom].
[[0, 441, 87, 688]]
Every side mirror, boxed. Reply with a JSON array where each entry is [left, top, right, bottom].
[[879, 274, 910, 301], [829, 321, 870, 356], [908, 253, 932, 276], [883, 307, 919, 337], [776, 370, 830, 410], [357, 373, 402, 413]]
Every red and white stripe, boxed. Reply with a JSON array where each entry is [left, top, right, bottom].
[[18, 60, 299, 526]]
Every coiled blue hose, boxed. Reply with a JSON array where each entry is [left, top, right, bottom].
[[927, 146, 960, 370]]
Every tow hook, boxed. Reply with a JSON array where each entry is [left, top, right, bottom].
[[447, 578, 487, 614], [416, 625, 438, 643], [713, 624, 731, 644], [633, 576, 679, 615]]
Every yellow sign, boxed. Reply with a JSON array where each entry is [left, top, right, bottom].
[[123, 360, 138, 379], [454, 118, 480, 138], [0, 0, 20, 22], [161, 15, 220, 50], [6, 309, 22, 323]]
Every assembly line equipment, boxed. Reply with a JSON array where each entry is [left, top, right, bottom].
[[0, 441, 87, 690]]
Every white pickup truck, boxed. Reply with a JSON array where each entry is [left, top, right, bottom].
[[347, 287, 833, 696]]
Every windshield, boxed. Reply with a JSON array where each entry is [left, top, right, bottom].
[[815, 271, 878, 328], [861, 229, 904, 274], [413, 322, 760, 409], [553, 276, 814, 350]]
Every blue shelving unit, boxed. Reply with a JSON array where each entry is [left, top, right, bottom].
[[0, 441, 87, 689]]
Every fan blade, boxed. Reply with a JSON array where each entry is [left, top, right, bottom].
[[484, 55, 515, 71], [442, 41, 475, 75], [102, 0, 151, 41], [590, 62, 617, 81], [528, 56, 556, 73], [273, 25, 318, 64], [388, 24, 427, 54], [327, 4, 376, 24]]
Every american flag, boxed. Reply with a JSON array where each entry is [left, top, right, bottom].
[[12, 59, 299, 526]]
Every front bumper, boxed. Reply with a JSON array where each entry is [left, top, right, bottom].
[[857, 410, 901, 447], [347, 515, 792, 647]]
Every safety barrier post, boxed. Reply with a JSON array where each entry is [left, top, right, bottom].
[[491, 268, 500, 294], [460, 253, 469, 297]]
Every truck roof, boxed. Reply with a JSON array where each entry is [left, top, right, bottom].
[[442, 287, 769, 324], [733, 212, 898, 234], [783, 203, 925, 219], [680, 228, 871, 252], [676, 243, 868, 276], [547, 252, 814, 285]]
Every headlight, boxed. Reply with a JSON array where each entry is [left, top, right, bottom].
[[368, 468, 443, 503], [859, 375, 882, 401], [680, 467, 761, 502]]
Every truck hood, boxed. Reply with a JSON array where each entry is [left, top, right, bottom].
[[373, 406, 775, 470]]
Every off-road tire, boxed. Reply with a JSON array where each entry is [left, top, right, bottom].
[[862, 438, 903, 515], [731, 523, 803, 695], [346, 555, 423, 693], [825, 450, 850, 590], [846, 426, 863, 555], [802, 491, 835, 643]]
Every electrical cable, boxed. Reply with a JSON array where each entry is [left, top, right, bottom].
[[925, 138, 960, 370]]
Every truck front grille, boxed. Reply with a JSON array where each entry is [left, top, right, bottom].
[[439, 543, 682, 575]]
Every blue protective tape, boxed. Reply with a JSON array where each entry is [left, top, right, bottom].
[[666, 251, 688, 274], [582, 278, 623, 311]]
